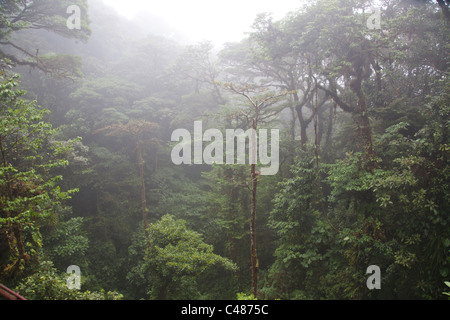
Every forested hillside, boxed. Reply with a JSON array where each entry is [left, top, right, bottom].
[[1, 0, 449, 301]]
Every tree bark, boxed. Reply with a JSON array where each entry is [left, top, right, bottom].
[[437, 0, 450, 22], [350, 68, 374, 163], [293, 91, 313, 150], [250, 118, 258, 297], [137, 140, 150, 243], [324, 104, 335, 149]]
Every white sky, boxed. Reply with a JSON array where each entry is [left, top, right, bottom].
[[101, 0, 304, 44]]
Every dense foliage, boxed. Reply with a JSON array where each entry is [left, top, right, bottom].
[[0, 0, 449, 300]]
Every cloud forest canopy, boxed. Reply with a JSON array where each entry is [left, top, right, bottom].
[[0, 0, 449, 302]]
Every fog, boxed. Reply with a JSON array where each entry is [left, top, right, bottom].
[[102, 0, 304, 44]]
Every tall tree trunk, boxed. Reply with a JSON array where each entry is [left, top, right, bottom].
[[221, 83, 288, 298], [293, 91, 311, 150], [153, 152, 158, 173], [350, 69, 374, 165], [137, 140, 150, 243], [436, 0, 450, 22], [250, 118, 258, 297], [324, 104, 335, 150], [297, 113, 309, 150]]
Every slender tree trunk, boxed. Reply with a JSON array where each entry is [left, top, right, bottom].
[[137, 140, 149, 242], [222, 83, 288, 298], [324, 104, 335, 149], [250, 117, 258, 297], [153, 152, 158, 173], [293, 92, 310, 150], [298, 114, 309, 150], [313, 86, 340, 233]]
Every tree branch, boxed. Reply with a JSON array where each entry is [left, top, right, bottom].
[[316, 83, 355, 113]]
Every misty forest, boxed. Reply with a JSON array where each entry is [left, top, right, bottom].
[[0, 0, 449, 301]]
